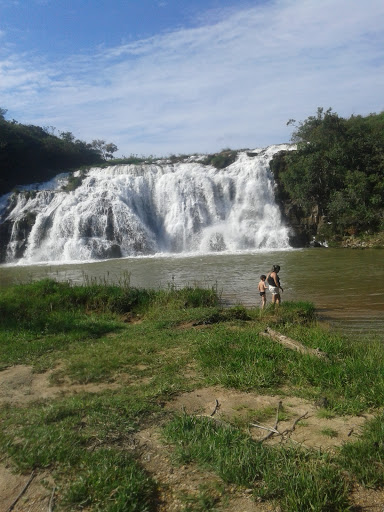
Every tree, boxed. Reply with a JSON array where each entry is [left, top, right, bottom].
[[60, 131, 76, 143], [104, 143, 118, 159], [278, 107, 384, 235], [281, 108, 348, 214], [0, 112, 103, 195], [91, 139, 118, 159]]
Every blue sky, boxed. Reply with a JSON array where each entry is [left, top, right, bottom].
[[1, 0, 383, 157]]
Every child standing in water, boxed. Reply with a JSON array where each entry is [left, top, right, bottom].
[[258, 275, 267, 309]]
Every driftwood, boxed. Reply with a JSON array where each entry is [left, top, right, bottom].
[[260, 327, 329, 360], [281, 412, 309, 437]]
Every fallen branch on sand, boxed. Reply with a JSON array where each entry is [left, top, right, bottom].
[[250, 401, 309, 442], [259, 327, 329, 360], [48, 486, 56, 512], [210, 399, 221, 417], [7, 470, 36, 512], [250, 401, 282, 442]]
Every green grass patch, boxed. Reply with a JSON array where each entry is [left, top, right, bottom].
[[0, 390, 160, 510], [163, 414, 350, 512], [338, 414, 384, 487], [0, 280, 383, 510], [316, 409, 336, 419], [194, 319, 384, 414], [320, 428, 339, 438], [176, 482, 225, 512]]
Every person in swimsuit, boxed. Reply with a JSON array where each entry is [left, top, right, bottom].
[[258, 274, 267, 309], [266, 265, 283, 305]]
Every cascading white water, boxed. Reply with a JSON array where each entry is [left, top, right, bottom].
[[0, 144, 295, 264]]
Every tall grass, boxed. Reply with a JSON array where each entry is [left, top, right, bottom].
[[0, 278, 218, 368], [164, 411, 384, 509], [338, 413, 384, 487]]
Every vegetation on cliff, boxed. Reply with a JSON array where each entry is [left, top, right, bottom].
[[0, 108, 118, 197], [271, 108, 384, 242], [0, 279, 383, 511]]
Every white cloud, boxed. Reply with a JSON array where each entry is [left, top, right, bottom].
[[1, 0, 384, 156]]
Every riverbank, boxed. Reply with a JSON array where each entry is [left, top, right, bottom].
[[0, 280, 383, 511], [338, 231, 384, 249]]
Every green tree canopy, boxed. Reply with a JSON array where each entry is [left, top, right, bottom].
[[276, 108, 384, 236], [0, 110, 119, 196]]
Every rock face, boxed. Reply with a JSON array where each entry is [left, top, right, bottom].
[[269, 150, 325, 247], [281, 203, 327, 248]]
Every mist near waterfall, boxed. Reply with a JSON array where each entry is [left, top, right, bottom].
[[0, 145, 295, 264]]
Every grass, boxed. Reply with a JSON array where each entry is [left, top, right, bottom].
[[177, 482, 225, 512], [162, 414, 350, 512], [0, 391, 159, 511], [320, 428, 339, 438], [229, 404, 278, 429], [194, 319, 384, 414], [337, 414, 384, 488], [0, 279, 383, 510], [317, 409, 336, 419]]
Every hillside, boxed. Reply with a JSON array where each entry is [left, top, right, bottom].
[[0, 109, 104, 196]]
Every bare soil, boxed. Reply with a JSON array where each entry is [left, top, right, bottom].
[[1, 365, 383, 511]]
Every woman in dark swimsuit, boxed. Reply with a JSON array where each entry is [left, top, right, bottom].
[[266, 265, 283, 305]]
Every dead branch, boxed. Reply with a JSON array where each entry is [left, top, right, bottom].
[[249, 423, 279, 434], [251, 404, 310, 444], [7, 470, 36, 512], [259, 400, 282, 442], [48, 486, 56, 512], [250, 401, 282, 442], [281, 412, 309, 437], [210, 399, 220, 416], [273, 401, 282, 430], [260, 327, 329, 360]]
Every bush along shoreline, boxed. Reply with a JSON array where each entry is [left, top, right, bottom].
[[0, 279, 383, 511]]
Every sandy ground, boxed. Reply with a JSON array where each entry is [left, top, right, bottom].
[[0, 365, 383, 511]]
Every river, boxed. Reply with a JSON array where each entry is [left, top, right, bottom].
[[0, 248, 383, 337]]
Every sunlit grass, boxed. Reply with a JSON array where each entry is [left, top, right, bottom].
[[163, 414, 350, 512], [0, 279, 383, 511]]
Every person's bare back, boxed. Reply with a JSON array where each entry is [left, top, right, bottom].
[[258, 275, 267, 309]]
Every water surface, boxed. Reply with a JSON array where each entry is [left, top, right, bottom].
[[1, 248, 383, 336]]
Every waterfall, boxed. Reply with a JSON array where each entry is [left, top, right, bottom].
[[0, 144, 295, 264]]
